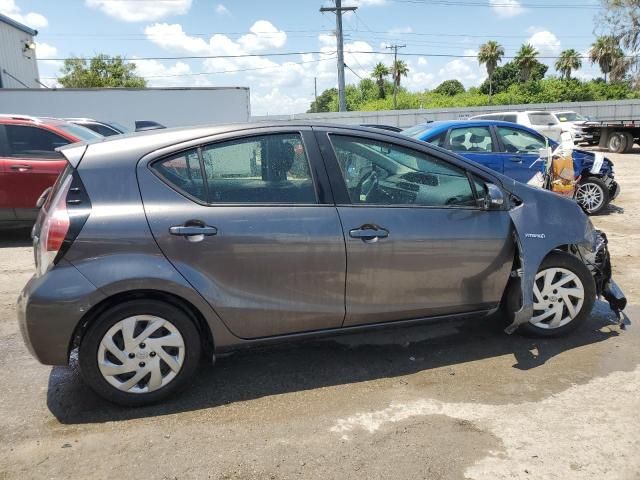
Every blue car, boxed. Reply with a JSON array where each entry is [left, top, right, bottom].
[[404, 120, 620, 214]]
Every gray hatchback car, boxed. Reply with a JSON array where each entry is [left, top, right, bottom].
[[18, 123, 626, 406]]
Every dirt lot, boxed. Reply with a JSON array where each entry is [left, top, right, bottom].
[[1, 147, 639, 480]]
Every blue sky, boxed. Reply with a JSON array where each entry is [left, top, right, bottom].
[[2, 0, 605, 114]]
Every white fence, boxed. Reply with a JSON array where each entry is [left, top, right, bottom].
[[252, 99, 640, 128]]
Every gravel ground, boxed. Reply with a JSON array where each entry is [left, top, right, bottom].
[[0, 147, 639, 480]]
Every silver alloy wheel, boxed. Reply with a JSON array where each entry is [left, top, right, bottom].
[[97, 315, 185, 394], [530, 267, 585, 329], [576, 182, 605, 213]]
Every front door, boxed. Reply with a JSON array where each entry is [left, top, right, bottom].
[[494, 125, 547, 185], [317, 130, 514, 327], [0, 125, 69, 220], [137, 129, 346, 339]]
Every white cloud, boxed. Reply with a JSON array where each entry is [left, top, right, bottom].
[[215, 4, 230, 15], [417, 57, 428, 66], [144, 23, 210, 54], [35, 42, 57, 59], [0, 0, 47, 28], [252, 88, 312, 116], [489, 0, 525, 18], [528, 30, 561, 57], [85, 0, 191, 22], [238, 20, 286, 51]]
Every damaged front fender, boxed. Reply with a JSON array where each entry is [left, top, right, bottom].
[[504, 180, 594, 333]]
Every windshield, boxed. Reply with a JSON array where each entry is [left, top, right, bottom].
[[57, 123, 103, 141], [402, 124, 434, 138], [108, 121, 130, 133], [555, 112, 587, 122]]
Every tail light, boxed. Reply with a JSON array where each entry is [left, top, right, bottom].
[[36, 174, 73, 276]]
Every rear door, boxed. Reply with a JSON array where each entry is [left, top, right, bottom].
[[1, 124, 69, 220], [0, 133, 15, 222], [494, 125, 547, 185], [137, 127, 346, 339], [445, 125, 502, 174], [315, 128, 514, 327]]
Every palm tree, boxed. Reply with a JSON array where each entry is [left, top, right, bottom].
[[555, 49, 582, 80], [392, 59, 409, 87], [477, 40, 505, 100], [371, 62, 390, 99], [514, 43, 539, 82], [589, 36, 623, 83]]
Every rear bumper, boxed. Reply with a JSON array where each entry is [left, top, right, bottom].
[[17, 260, 105, 366], [589, 231, 627, 315]]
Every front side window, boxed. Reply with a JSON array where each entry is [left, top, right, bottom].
[[5, 125, 69, 159], [330, 135, 476, 208], [496, 127, 546, 154], [153, 133, 316, 204], [448, 126, 494, 153]]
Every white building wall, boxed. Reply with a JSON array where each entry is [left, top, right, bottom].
[[0, 21, 39, 88], [0, 87, 251, 129]]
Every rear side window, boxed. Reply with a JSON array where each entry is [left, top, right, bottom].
[[153, 133, 317, 204], [502, 114, 517, 123], [528, 113, 558, 126], [4, 125, 69, 159], [448, 126, 494, 153]]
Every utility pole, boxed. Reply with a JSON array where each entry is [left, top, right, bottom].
[[386, 44, 405, 109], [320, 0, 357, 112], [314, 77, 318, 112]]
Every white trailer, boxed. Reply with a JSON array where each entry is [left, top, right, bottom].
[[0, 87, 251, 129]]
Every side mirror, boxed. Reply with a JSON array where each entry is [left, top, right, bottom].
[[485, 183, 505, 209]]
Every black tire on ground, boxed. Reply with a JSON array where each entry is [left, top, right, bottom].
[[623, 132, 635, 153], [607, 132, 628, 153], [504, 252, 596, 338], [576, 176, 610, 215], [79, 299, 202, 406]]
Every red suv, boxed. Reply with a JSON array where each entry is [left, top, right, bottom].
[[0, 115, 101, 228]]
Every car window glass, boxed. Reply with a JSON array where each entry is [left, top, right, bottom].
[[503, 114, 517, 122], [330, 135, 476, 208], [153, 149, 205, 201], [527, 112, 558, 126], [497, 126, 546, 154], [426, 132, 446, 147], [4, 125, 69, 159], [200, 133, 316, 204], [448, 126, 493, 153], [82, 123, 119, 136]]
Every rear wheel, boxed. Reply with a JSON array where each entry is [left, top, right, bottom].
[[607, 132, 627, 153], [623, 132, 635, 153], [505, 252, 595, 337], [79, 299, 201, 406], [576, 176, 609, 215]]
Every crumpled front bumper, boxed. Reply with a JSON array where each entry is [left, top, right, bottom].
[[580, 230, 627, 318]]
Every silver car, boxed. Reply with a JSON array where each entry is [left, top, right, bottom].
[[17, 123, 626, 406]]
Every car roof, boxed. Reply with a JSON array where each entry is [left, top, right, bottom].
[[406, 119, 533, 134], [0, 114, 72, 127]]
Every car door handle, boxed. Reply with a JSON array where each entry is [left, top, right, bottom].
[[169, 225, 218, 236], [10, 164, 32, 171], [349, 225, 389, 242], [509, 156, 523, 163]]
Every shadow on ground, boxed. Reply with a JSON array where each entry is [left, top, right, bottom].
[[0, 228, 31, 248], [47, 301, 630, 425]]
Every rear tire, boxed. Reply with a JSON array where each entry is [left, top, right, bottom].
[[623, 132, 635, 153], [576, 176, 610, 215], [607, 132, 627, 153], [505, 252, 595, 337], [79, 299, 202, 406]]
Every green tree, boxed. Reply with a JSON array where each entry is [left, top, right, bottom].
[[433, 79, 465, 96], [514, 43, 539, 82], [391, 59, 409, 87], [58, 54, 147, 88], [479, 60, 548, 94], [371, 62, 390, 99], [555, 49, 582, 80], [589, 36, 624, 82], [477, 40, 505, 100], [307, 87, 338, 113]]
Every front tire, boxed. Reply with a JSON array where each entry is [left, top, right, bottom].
[[517, 253, 596, 337], [576, 176, 610, 215], [79, 299, 202, 406]]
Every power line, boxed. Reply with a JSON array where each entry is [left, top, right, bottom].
[[43, 50, 336, 62]]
